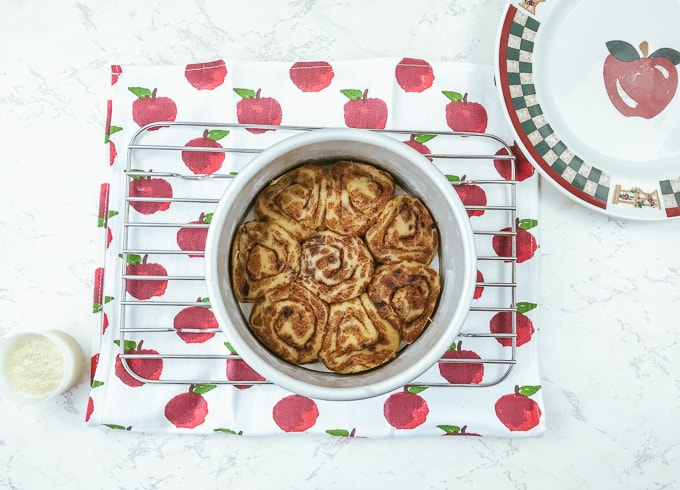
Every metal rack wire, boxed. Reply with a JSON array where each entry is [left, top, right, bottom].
[[117, 122, 518, 388]]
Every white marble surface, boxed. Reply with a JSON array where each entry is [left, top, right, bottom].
[[1, 0, 679, 488]]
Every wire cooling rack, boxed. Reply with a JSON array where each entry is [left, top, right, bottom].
[[116, 122, 519, 388]]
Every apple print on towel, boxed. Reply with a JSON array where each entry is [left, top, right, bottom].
[[185, 59, 227, 90], [289, 61, 335, 92], [403, 133, 436, 161], [490, 301, 537, 348], [442, 91, 488, 133], [128, 173, 173, 215], [437, 425, 481, 437], [395, 57, 435, 92], [492, 218, 538, 263], [494, 144, 535, 181], [129, 87, 177, 130], [104, 100, 122, 166], [98, 182, 117, 249], [85, 396, 95, 422], [111, 65, 122, 85], [447, 174, 487, 217], [165, 384, 215, 429], [176, 212, 212, 257], [181, 130, 228, 175], [341, 89, 388, 129], [92, 266, 113, 314], [225, 342, 266, 390], [173, 298, 217, 344], [383, 386, 429, 429], [123, 253, 168, 300], [114, 339, 163, 387], [273, 395, 319, 432], [474, 269, 485, 300], [495, 385, 542, 431], [603, 40, 680, 119], [438, 341, 484, 384], [234, 88, 283, 134]]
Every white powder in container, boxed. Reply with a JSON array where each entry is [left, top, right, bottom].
[[3, 334, 65, 399]]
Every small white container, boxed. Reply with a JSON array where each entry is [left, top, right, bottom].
[[0, 330, 84, 402]]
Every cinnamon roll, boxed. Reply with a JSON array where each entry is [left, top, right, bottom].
[[324, 161, 395, 236], [299, 230, 374, 303], [319, 293, 400, 373], [254, 165, 328, 240], [231, 220, 301, 303], [249, 282, 328, 364], [365, 195, 438, 265], [367, 261, 440, 343]]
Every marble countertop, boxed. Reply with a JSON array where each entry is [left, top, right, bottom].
[[1, 1, 678, 488]]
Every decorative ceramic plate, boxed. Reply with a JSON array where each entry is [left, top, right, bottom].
[[495, 0, 680, 220]]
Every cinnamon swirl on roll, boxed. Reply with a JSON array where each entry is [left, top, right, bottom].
[[367, 261, 441, 343], [231, 220, 301, 303], [299, 230, 374, 303], [325, 161, 395, 236], [319, 294, 400, 373], [249, 282, 328, 364], [365, 195, 438, 265], [254, 165, 328, 240]]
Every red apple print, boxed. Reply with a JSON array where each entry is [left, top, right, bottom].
[[173, 298, 217, 344], [128, 174, 173, 215], [185, 59, 227, 90], [86, 396, 94, 422], [106, 227, 112, 249], [234, 88, 282, 134], [97, 183, 118, 229], [438, 341, 484, 384], [109, 140, 117, 166], [289, 61, 335, 92], [114, 339, 163, 387], [403, 134, 435, 161], [124, 254, 168, 300], [341, 88, 388, 129], [165, 384, 215, 429], [448, 174, 487, 217], [111, 65, 122, 85], [474, 269, 484, 300], [129, 87, 177, 130], [90, 353, 99, 385], [102, 312, 109, 335], [495, 385, 542, 431], [176, 212, 211, 258], [225, 342, 266, 390], [383, 387, 429, 429], [490, 302, 536, 347], [443, 91, 488, 133], [603, 40, 680, 119], [494, 144, 534, 181], [104, 100, 122, 166], [272, 395, 319, 432], [92, 267, 113, 313], [395, 57, 435, 92], [492, 218, 538, 263], [181, 130, 228, 175], [438, 425, 481, 436]]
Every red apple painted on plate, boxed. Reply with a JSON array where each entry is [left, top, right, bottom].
[[173, 298, 217, 344], [438, 424, 481, 436], [438, 340, 484, 384], [341, 88, 388, 129], [492, 218, 538, 263], [490, 302, 536, 347], [443, 91, 488, 133], [111, 65, 122, 85], [289, 61, 334, 92], [383, 386, 429, 429], [124, 254, 168, 300], [234, 88, 283, 134], [395, 57, 435, 92], [114, 339, 163, 387], [129, 87, 177, 130], [494, 144, 534, 181], [495, 385, 542, 431], [176, 212, 212, 258], [474, 269, 484, 300], [225, 342, 266, 390], [185, 59, 227, 90], [181, 129, 228, 175], [165, 384, 215, 429], [403, 133, 435, 161], [447, 174, 487, 217], [603, 40, 680, 119], [128, 174, 173, 215], [272, 395, 319, 432]]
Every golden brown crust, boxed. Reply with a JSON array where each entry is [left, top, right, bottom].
[[319, 294, 400, 373], [249, 282, 328, 364], [365, 195, 439, 265], [231, 221, 301, 303], [324, 161, 395, 236], [299, 230, 374, 303], [254, 165, 328, 241], [367, 261, 441, 343]]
